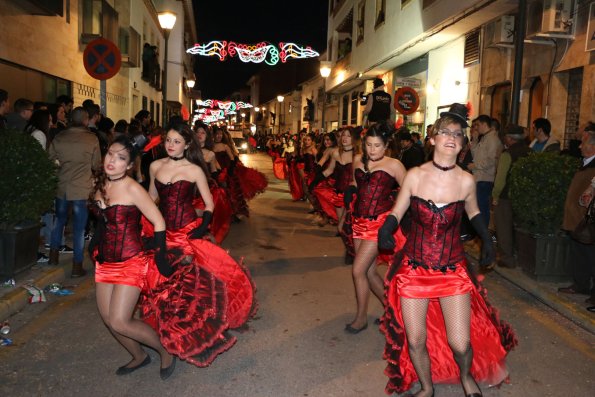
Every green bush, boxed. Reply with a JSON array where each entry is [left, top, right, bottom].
[[0, 129, 57, 228], [509, 152, 579, 235]]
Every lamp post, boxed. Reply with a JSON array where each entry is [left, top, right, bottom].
[[277, 95, 284, 134], [319, 61, 332, 133], [158, 11, 176, 127]]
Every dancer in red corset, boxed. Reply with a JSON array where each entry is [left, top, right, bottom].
[[88, 135, 176, 379], [195, 122, 233, 244], [143, 123, 256, 368], [344, 123, 407, 334], [213, 126, 249, 220], [378, 104, 516, 397]]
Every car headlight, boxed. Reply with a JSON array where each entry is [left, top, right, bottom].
[[241, 143, 248, 150]]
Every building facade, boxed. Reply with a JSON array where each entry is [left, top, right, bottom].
[[0, 0, 196, 126]]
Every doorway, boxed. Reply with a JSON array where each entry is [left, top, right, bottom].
[[491, 83, 511, 129]]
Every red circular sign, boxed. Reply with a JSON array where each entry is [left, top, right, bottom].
[[83, 38, 122, 80], [394, 87, 420, 115]]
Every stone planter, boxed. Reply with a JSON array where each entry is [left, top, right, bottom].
[[0, 223, 40, 281], [515, 228, 571, 282]]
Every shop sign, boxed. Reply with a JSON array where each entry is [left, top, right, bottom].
[[395, 77, 422, 88], [394, 87, 420, 115]]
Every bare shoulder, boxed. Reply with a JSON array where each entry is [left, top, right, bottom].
[[150, 157, 166, 172], [459, 169, 476, 189], [353, 153, 363, 165], [126, 178, 149, 199]]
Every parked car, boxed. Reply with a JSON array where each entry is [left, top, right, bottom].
[[233, 137, 249, 153]]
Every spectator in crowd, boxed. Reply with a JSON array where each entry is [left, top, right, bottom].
[[87, 104, 108, 156], [56, 95, 74, 117], [492, 124, 531, 269], [411, 132, 423, 147], [25, 109, 51, 150], [98, 117, 115, 143], [48, 107, 102, 277], [135, 110, 151, 134], [397, 128, 425, 170], [558, 122, 595, 307], [114, 119, 129, 138], [0, 89, 9, 129], [6, 98, 34, 131], [469, 114, 503, 233], [530, 117, 560, 153], [48, 103, 67, 143], [362, 77, 393, 126]]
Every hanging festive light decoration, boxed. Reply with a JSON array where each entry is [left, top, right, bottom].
[[187, 41, 319, 65]]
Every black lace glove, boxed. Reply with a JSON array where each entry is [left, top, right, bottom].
[[343, 185, 357, 208], [378, 214, 399, 251], [87, 216, 105, 264], [188, 211, 212, 240], [470, 214, 495, 266], [308, 167, 325, 192], [153, 230, 174, 277]]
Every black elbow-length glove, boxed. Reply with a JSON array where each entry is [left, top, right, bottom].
[[378, 214, 399, 251], [153, 230, 174, 277], [343, 185, 357, 208], [470, 214, 495, 266], [188, 211, 213, 240]]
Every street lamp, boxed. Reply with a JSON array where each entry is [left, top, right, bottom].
[[319, 61, 332, 133], [158, 11, 177, 126], [186, 79, 195, 89], [277, 95, 284, 134]]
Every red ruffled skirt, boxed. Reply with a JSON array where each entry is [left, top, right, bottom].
[[287, 161, 304, 201], [192, 183, 233, 244], [236, 161, 268, 200], [273, 157, 287, 180], [95, 254, 149, 290], [313, 181, 340, 222], [352, 212, 407, 264], [140, 219, 257, 366], [382, 254, 517, 394]]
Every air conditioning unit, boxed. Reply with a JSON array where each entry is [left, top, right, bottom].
[[485, 15, 515, 48], [526, 0, 574, 39]]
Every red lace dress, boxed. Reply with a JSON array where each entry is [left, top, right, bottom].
[[235, 160, 268, 200], [215, 151, 249, 217], [192, 180, 233, 244], [93, 204, 149, 289], [313, 162, 352, 222], [382, 196, 517, 394], [141, 180, 257, 367], [349, 169, 406, 264], [286, 155, 304, 201]]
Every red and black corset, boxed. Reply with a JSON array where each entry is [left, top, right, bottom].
[[354, 169, 396, 218], [333, 162, 352, 193], [92, 204, 143, 262], [156, 179, 197, 230], [403, 196, 466, 269], [215, 151, 232, 170], [302, 153, 316, 174]]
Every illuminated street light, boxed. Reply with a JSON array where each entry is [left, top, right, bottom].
[[277, 95, 284, 134], [319, 61, 332, 133], [158, 11, 177, 126], [186, 79, 195, 88]]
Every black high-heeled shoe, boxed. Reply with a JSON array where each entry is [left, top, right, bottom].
[[115, 354, 151, 376], [344, 323, 368, 334], [160, 356, 176, 380], [466, 394, 482, 397]]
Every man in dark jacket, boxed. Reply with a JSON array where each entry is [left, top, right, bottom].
[[491, 124, 531, 268], [398, 129, 425, 170], [362, 77, 393, 126]]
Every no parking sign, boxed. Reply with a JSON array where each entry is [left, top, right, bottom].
[[83, 38, 121, 80]]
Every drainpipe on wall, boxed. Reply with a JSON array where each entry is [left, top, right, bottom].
[[510, 0, 527, 124]]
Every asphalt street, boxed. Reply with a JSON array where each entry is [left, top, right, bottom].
[[0, 153, 593, 397]]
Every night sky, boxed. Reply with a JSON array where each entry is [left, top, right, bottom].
[[192, 0, 329, 99]]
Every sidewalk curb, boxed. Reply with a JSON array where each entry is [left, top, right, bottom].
[[465, 245, 595, 335], [0, 264, 69, 322], [492, 267, 595, 335]]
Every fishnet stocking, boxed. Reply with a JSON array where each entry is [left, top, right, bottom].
[[401, 297, 433, 397], [440, 294, 481, 396]]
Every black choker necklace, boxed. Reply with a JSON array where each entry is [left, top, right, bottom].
[[432, 160, 456, 171], [107, 174, 127, 182], [169, 155, 184, 161], [369, 156, 384, 162], [343, 147, 353, 152]]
